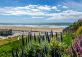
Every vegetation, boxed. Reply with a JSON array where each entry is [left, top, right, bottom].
[[0, 32, 72, 57], [63, 19, 82, 57], [0, 19, 82, 57], [76, 26, 82, 35], [63, 19, 82, 33]]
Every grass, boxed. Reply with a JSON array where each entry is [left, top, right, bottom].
[[0, 32, 73, 57], [0, 36, 20, 45]]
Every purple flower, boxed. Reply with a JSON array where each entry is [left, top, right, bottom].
[[42, 35, 44, 41], [22, 33, 24, 46], [54, 48, 57, 57], [36, 52, 38, 57], [46, 32, 48, 40], [21, 49, 24, 57], [80, 40, 82, 47], [55, 32, 58, 40], [70, 45, 76, 57], [51, 30, 53, 38], [26, 35, 28, 44], [60, 32, 63, 42], [34, 33, 36, 42], [42, 53, 44, 57], [45, 32, 50, 43], [12, 48, 15, 57], [44, 47, 47, 54], [29, 31, 32, 41], [38, 35, 40, 43], [47, 36, 50, 43]]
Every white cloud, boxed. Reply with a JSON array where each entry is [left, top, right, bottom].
[[51, 6, 57, 10], [32, 16, 44, 18], [48, 10, 82, 20], [37, 5, 51, 11], [0, 5, 58, 16], [62, 6, 68, 9], [0, 5, 82, 20]]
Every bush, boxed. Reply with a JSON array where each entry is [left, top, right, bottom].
[[76, 26, 82, 35]]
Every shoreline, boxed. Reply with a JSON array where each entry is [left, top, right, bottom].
[[0, 26, 64, 32], [0, 26, 64, 39]]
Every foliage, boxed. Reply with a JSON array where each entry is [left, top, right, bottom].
[[0, 32, 73, 57], [76, 26, 82, 35], [63, 19, 82, 33]]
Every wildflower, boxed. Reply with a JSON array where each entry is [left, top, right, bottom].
[[36, 52, 38, 57], [42, 53, 44, 57], [29, 31, 32, 41], [51, 30, 53, 38], [22, 33, 24, 46], [26, 35, 28, 44], [47, 36, 50, 43], [12, 48, 15, 57], [54, 48, 57, 57], [42, 35, 44, 41], [46, 32, 48, 40], [38, 35, 40, 43], [16, 48, 18, 57], [34, 33, 36, 42], [44, 47, 47, 54], [55, 32, 58, 40], [70, 45, 76, 57], [21, 49, 24, 57], [60, 32, 63, 42]]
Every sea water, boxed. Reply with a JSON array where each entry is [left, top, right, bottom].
[[0, 23, 72, 28]]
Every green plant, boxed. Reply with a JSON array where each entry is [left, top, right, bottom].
[[76, 26, 82, 35]]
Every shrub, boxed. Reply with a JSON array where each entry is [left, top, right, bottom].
[[76, 26, 82, 35]]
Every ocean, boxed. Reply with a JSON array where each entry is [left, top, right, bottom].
[[0, 23, 72, 28]]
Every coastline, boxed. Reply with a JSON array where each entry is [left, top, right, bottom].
[[0, 26, 64, 32], [0, 26, 64, 39]]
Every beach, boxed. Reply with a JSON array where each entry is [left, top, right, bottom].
[[0, 26, 64, 32], [0, 25, 64, 39]]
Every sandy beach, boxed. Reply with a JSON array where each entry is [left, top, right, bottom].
[[0, 26, 64, 39], [0, 26, 64, 32]]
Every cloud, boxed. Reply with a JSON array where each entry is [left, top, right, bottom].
[[62, 6, 68, 9], [31, 16, 44, 18], [37, 5, 51, 11], [48, 10, 82, 20], [0, 5, 82, 20], [51, 6, 57, 10], [0, 5, 59, 16]]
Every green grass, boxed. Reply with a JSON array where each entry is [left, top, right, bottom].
[[0, 33, 72, 57], [0, 36, 20, 45]]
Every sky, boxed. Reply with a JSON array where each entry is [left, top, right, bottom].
[[0, 0, 82, 23]]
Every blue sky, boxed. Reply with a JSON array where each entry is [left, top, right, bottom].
[[0, 0, 82, 23]]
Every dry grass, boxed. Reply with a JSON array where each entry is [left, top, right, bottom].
[[0, 36, 20, 45]]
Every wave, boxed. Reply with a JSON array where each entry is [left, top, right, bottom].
[[0, 24, 68, 28]]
